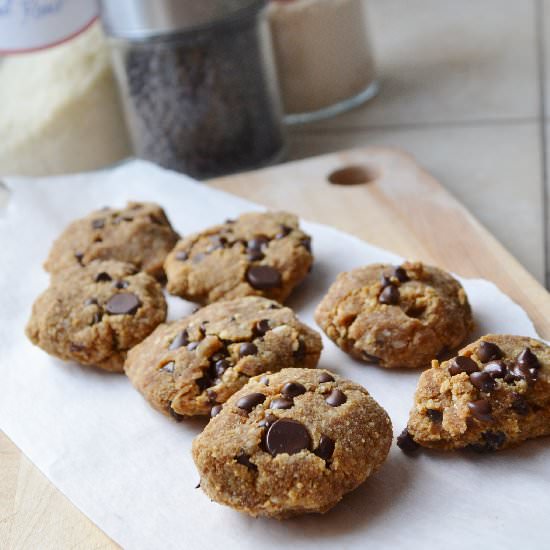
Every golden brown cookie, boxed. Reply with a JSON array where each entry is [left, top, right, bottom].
[[164, 211, 313, 304], [26, 260, 167, 372], [44, 201, 179, 281], [315, 262, 473, 368], [192, 368, 392, 518], [400, 334, 550, 452], [124, 297, 322, 418]]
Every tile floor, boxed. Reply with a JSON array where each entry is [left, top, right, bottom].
[[287, 0, 549, 287]]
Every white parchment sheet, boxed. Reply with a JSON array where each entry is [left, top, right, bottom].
[[0, 161, 548, 550]]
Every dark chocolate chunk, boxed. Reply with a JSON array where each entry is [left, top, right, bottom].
[[265, 418, 311, 456], [169, 330, 189, 350], [300, 237, 312, 253], [477, 341, 503, 363], [363, 352, 381, 364], [247, 248, 264, 262], [104, 292, 141, 315], [235, 452, 257, 471], [281, 382, 306, 399], [319, 372, 335, 383], [426, 409, 443, 422], [314, 435, 335, 462], [206, 389, 217, 404], [516, 347, 540, 369], [113, 280, 129, 289], [510, 363, 538, 384], [175, 251, 189, 261], [260, 375, 269, 385], [210, 404, 223, 418], [510, 392, 529, 415], [169, 405, 184, 422], [293, 339, 306, 362], [161, 361, 175, 373], [91, 218, 105, 229], [254, 319, 271, 337], [246, 265, 282, 290], [396, 428, 419, 454], [75, 252, 84, 264], [270, 397, 293, 410], [394, 266, 409, 282], [325, 389, 347, 407], [470, 371, 496, 393], [484, 360, 507, 379], [95, 272, 112, 282], [448, 355, 479, 376], [275, 225, 292, 239], [247, 235, 270, 251], [214, 359, 229, 377], [239, 342, 258, 357], [480, 431, 506, 451], [258, 413, 278, 429], [467, 399, 493, 422], [196, 376, 212, 392], [236, 392, 266, 412], [187, 341, 199, 351], [380, 274, 392, 288], [379, 284, 399, 305]]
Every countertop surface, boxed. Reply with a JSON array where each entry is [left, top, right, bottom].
[[286, 0, 549, 288]]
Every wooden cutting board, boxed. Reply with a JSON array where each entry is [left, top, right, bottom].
[[1, 147, 549, 549]]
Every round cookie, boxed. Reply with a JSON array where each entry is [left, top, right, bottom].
[[192, 367, 393, 518], [315, 262, 473, 369], [164, 211, 313, 304], [44, 201, 179, 281], [124, 296, 322, 418], [26, 260, 167, 372], [401, 334, 550, 452]]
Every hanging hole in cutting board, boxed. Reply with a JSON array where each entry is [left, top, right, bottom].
[[327, 165, 379, 186]]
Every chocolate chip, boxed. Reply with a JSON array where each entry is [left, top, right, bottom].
[[281, 382, 306, 399], [95, 272, 112, 282], [511, 363, 538, 384], [236, 392, 266, 412], [314, 435, 335, 462], [169, 330, 189, 350], [91, 218, 105, 229], [187, 341, 199, 351], [396, 428, 419, 454], [511, 393, 529, 415], [75, 252, 84, 264], [235, 452, 257, 471], [363, 352, 381, 364], [480, 431, 506, 451], [394, 266, 409, 282], [448, 356, 479, 376], [161, 361, 175, 373], [484, 360, 507, 379], [104, 292, 141, 315], [379, 284, 400, 305], [247, 249, 264, 262], [265, 419, 311, 456], [319, 372, 334, 383], [248, 235, 270, 251], [260, 375, 269, 385], [84, 297, 98, 306], [468, 399, 493, 422], [270, 397, 293, 410], [169, 405, 184, 422], [380, 274, 392, 288], [254, 319, 271, 337], [214, 359, 229, 376], [175, 251, 189, 261], [239, 342, 257, 357], [246, 265, 282, 289], [426, 409, 443, 422], [516, 347, 540, 369], [325, 389, 346, 407], [477, 341, 503, 363], [293, 339, 306, 362], [206, 389, 217, 404], [258, 413, 278, 428], [196, 375, 212, 392], [275, 225, 292, 239], [470, 371, 496, 393], [210, 404, 223, 418], [300, 237, 312, 253], [113, 280, 129, 289]]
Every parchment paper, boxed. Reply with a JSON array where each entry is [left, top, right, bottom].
[[0, 160, 548, 550]]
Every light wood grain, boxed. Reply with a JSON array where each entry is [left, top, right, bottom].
[[1, 147, 548, 549]]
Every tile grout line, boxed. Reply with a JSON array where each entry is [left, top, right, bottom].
[[535, 0, 549, 289]]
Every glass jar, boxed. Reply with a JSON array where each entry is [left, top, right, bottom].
[[100, 0, 286, 179], [268, 0, 378, 124]]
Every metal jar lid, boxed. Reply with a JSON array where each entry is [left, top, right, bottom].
[[99, 0, 267, 39]]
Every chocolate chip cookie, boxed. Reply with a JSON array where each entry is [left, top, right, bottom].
[[315, 262, 473, 369], [192, 367, 392, 518], [26, 260, 167, 372], [164, 211, 313, 304], [400, 334, 550, 452], [44, 202, 179, 281], [124, 296, 322, 418]]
